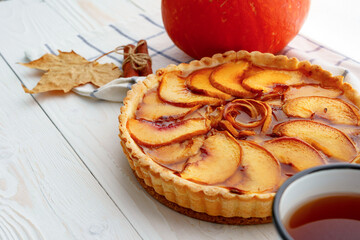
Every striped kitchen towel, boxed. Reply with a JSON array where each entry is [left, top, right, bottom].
[[25, 12, 360, 102]]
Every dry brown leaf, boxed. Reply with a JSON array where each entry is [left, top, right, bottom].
[[20, 50, 122, 93]]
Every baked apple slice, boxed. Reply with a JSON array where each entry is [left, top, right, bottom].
[[205, 106, 224, 127], [180, 131, 241, 185], [218, 120, 256, 138], [159, 72, 223, 107], [284, 84, 342, 100], [223, 99, 272, 133], [264, 99, 282, 107], [226, 141, 281, 193], [186, 68, 232, 100], [283, 96, 360, 125], [273, 120, 357, 161], [264, 137, 326, 171], [144, 136, 204, 171], [209, 61, 255, 98], [351, 154, 360, 164], [127, 118, 210, 147], [136, 89, 199, 121], [242, 70, 303, 93]]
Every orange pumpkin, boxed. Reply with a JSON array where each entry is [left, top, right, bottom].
[[161, 0, 311, 59]]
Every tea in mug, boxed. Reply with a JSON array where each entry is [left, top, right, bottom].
[[285, 194, 360, 240]]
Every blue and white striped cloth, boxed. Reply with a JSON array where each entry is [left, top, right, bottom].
[[25, 12, 360, 102]]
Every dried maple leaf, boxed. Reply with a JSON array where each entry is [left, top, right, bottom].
[[20, 50, 122, 93]]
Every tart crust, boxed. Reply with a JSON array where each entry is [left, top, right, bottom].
[[119, 50, 360, 222], [134, 172, 272, 224]]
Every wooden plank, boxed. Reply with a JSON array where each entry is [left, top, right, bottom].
[[0, 1, 79, 62], [45, 0, 160, 29], [0, 54, 140, 239], [0, 1, 278, 239]]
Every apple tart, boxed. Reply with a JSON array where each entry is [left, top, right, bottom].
[[119, 51, 360, 224]]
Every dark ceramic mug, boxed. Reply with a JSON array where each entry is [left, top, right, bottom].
[[272, 163, 360, 239]]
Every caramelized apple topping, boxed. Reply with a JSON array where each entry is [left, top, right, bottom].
[[273, 120, 357, 162], [209, 61, 255, 98], [186, 68, 233, 100], [283, 96, 360, 125], [223, 99, 272, 133], [144, 136, 205, 171], [205, 106, 224, 127], [180, 131, 241, 184], [219, 120, 255, 138], [351, 154, 360, 164], [264, 137, 326, 172], [127, 59, 360, 193], [159, 72, 223, 107], [136, 89, 199, 121], [242, 70, 304, 94], [284, 84, 343, 100], [127, 118, 210, 147], [225, 141, 281, 193]]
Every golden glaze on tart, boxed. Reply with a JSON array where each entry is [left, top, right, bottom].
[[119, 51, 360, 224]]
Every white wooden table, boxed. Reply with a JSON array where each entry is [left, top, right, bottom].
[[0, 0, 359, 239]]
